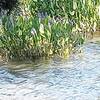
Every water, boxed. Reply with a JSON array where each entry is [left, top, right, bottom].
[[0, 38, 100, 100]]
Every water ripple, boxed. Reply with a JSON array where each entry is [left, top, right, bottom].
[[0, 42, 100, 100]]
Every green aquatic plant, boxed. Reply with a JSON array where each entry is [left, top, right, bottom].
[[0, 15, 84, 60], [0, 0, 99, 60]]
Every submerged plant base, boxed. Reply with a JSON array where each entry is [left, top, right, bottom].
[[0, 50, 70, 62]]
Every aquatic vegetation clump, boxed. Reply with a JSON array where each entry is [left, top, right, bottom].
[[0, 0, 99, 60], [1, 16, 83, 60]]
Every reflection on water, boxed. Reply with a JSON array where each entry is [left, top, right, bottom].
[[0, 38, 100, 100]]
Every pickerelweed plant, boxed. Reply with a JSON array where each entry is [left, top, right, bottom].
[[0, 15, 84, 60], [0, 0, 100, 60]]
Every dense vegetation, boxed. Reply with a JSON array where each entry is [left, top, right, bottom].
[[0, 0, 100, 60]]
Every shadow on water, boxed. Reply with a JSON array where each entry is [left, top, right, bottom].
[[0, 32, 100, 100]]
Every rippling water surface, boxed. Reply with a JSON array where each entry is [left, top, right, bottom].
[[0, 38, 100, 100]]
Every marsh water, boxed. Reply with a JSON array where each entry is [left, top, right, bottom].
[[0, 34, 100, 100]]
